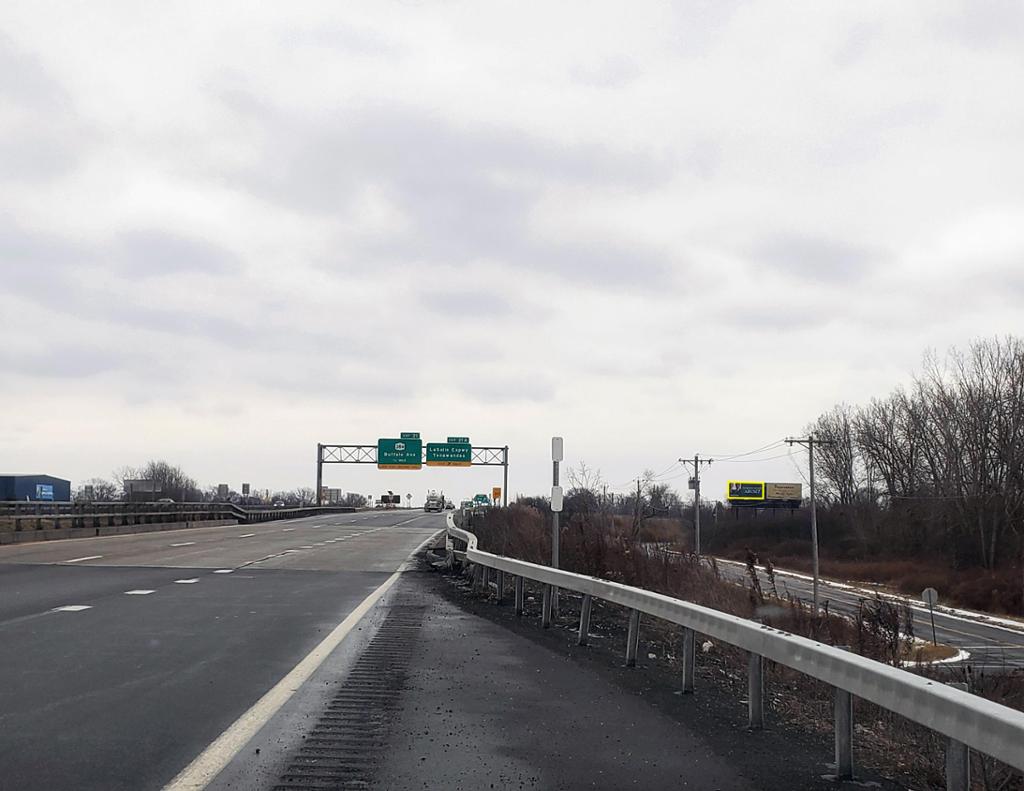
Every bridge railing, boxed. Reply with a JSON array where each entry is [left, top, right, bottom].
[[446, 514, 1023, 789], [0, 501, 357, 532]]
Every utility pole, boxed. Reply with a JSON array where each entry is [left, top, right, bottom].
[[679, 454, 713, 555], [785, 434, 834, 613]]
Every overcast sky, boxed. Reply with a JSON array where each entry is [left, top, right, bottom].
[[2, 1, 1023, 502]]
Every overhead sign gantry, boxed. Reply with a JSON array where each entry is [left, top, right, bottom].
[[316, 434, 508, 506]]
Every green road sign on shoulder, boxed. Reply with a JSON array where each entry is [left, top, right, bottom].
[[447, 436, 470, 444], [426, 443, 472, 467], [400, 432, 420, 439], [378, 438, 422, 469], [473, 493, 489, 504]]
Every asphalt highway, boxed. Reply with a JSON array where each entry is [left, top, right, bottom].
[[714, 557, 1024, 670], [0, 508, 442, 791]]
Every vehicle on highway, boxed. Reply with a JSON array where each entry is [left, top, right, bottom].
[[424, 494, 444, 512], [272, 500, 286, 507], [156, 498, 175, 503]]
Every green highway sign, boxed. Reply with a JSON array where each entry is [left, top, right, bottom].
[[426, 443, 472, 467], [400, 432, 420, 439], [473, 493, 489, 504], [447, 436, 470, 444], [378, 437, 422, 470]]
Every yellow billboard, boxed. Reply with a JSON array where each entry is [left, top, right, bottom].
[[727, 481, 765, 501]]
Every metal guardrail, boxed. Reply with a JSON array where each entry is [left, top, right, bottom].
[[445, 513, 1024, 788], [0, 501, 357, 531]]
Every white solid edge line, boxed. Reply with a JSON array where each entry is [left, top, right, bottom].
[[162, 529, 442, 791], [64, 555, 103, 563]]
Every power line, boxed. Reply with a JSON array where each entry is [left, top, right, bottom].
[[704, 439, 787, 461], [719, 451, 794, 463]]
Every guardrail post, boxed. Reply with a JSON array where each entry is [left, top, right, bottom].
[[578, 594, 592, 646], [514, 576, 524, 616], [542, 585, 552, 628], [682, 628, 695, 693], [748, 652, 764, 730], [495, 570, 505, 604], [625, 609, 641, 667], [945, 682, 970, 790], [481, 566, 490, 593], [834, 645, 854, 780]]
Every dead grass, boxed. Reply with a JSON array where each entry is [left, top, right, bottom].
[[718, 548, 1024, 617]]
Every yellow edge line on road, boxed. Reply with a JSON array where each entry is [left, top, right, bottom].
[[161, 529, 442, 791]]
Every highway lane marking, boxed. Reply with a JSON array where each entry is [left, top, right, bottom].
[[170, 542, 196, 547], [125, 590, 156, 595], [281, 528, 295, 532], [300, 545, 314, 549], [64, 555, 103, 563], [213, 569, 233, 574], [52, 605, 92, 612], [162, 529, 443, 791], [237, 533, 256, 539], [175, 579, 199, 584]]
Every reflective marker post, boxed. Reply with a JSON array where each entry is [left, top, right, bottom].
[[550, 437, 563, 620]]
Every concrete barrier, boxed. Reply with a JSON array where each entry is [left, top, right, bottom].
[[0, 519, 238, 545]]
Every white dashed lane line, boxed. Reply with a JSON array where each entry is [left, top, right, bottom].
[[52, 605, 92, 612], [63, 555, 103, 563], [174, 579, 199, 584], [237, 533, 256, 539], [169, 542, 195, 547], [213, 569, 233, 574], [125, 590, 156, 595], [281, 528, 295, 532]]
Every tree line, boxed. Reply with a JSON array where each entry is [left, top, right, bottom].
[[73, 460, 366, 507], [809, 336, 1024, 571]]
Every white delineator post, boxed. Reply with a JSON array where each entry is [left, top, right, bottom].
[[550, 436, 563, 621]]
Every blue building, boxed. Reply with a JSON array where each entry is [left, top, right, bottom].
[[0, 474, 72, 502]]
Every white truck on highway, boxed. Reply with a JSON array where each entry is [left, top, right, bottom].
[[424, 494, 444, 512]]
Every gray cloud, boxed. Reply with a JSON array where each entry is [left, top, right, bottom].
[[938, 0, 1024, 49], [418, 289, 513, 318], [0, 34, 70, 112], [0, 34, 87, 183], [456, 373, 556, 403], [720, 305, 833, 331], [221, 102, 676, 287], [749, 234, 883, 283], [0, 344, 137, 379], [112, 230, 240, 277]]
